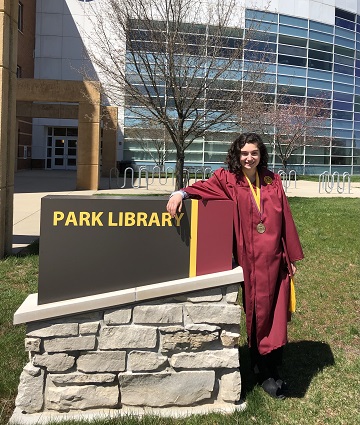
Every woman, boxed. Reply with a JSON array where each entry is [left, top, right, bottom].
[[167, 133, 304, 399]]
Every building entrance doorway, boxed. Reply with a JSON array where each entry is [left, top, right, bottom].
[[47, 127, 78, 170]]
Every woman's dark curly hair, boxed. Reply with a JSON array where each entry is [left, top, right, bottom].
[[225, 132, 268, 175]]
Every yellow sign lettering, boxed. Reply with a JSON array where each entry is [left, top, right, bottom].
[[125, 212, 136, 226], [174, 213, 184, 227], [53, 211, 64, 226], [65, 211, 78, 226], [79, 211, 91, 226]]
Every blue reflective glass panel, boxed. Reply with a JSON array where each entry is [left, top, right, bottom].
[[333, 73, 354, 84], [334, 64, 354, 75], [307, 88, 332, 98], [309, 30, 333, 43], [307, 79, 332, 90], [309, 21, 333, 34], [333, 82, 354, 93], [334, 54, 354, 66], [277, 65, 307, 77], [279, 15, 308, 28], [332, 129, 353, 138], [332, 119, 354, 129], [277, 75, 306, 86], [278, 55, 307, 67], [279, 25, 308, 38], [333, 101, 353, 111], [278, 44, 307, 56], [246, 21, 278, 32], [335, 8, 355, 22], [308, 59, 332, 71], [333, 92, 353, 102], [334, 45, 355, 57], [308, 69, 332, 80], [335, 36, 355, 48], [335, 17, 355, 31], [335, 26, 355, 40]]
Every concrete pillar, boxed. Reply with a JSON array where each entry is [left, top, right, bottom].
[[77, 82, 101, 190], [0, 1, 18, 258], [101, 106, 118, 177]]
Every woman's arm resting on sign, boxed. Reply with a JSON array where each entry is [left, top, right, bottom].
[[166, 192, 184, 218]]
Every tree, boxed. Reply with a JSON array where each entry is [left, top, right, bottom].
[[83, 0, 270, 189], [241, 91, 331, 170]]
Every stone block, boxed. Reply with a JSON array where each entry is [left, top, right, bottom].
[[77, 351, 126, 373], [133, 304, 183, 324], [15, 363, 44, 414], [46, 384, 119, 411], [220, 330, 240, 347], [25, 337, 41, 353], [104, 308, 132, 325], [219, 370, 241, 403], [226, 284, 240, 304], [44, 336, 96, 353], [26, 322, 79, 338], [128, 351, 168, 372], [33, 353, 75, 372], [79, 321, 100, 335], [170, 349, 240, 369], [160, 325, 220, 353], [49, 373, 116, 385], [118, 371, 215, 406], [185, 304, 241, 325], [98, 326, 157, 350], [185, 287, 223, 302]]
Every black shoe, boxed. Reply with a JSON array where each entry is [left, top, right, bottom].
[[276, 379, 288, 392], [261, 377, 286, 400]]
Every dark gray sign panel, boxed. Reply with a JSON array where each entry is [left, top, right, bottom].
[[38, 196, 233, 304]]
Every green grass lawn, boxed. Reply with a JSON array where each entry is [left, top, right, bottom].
[[0, 198, 359, 425]]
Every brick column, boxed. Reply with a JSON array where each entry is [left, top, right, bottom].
[[101, 106, 118, 177], [77, 82, 101, 190], [0, 1, 18, 257]]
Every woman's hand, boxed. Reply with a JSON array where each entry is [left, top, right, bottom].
[[290, 262, 297, 276], [166, 193, 183, 218]]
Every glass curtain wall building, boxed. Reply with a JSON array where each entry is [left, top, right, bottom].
[[123, 6, 360, 175]]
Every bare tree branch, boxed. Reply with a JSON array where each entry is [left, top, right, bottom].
[[82, 0, 271, 188]]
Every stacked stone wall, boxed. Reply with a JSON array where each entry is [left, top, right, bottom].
[[15, 284, 241, 415]]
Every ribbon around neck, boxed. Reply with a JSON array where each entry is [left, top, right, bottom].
[[243, 170, 260, 212]]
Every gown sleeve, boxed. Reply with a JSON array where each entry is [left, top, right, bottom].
[[182, 168, 233, 201]]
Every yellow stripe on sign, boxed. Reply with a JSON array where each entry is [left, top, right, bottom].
[[189, 199, 198, 277]]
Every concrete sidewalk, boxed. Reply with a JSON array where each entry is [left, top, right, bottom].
[[12, 169, 360, 254]]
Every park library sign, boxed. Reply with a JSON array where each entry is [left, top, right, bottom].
[[38, 196, 235, 305]]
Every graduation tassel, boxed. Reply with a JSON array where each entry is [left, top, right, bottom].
[[289, 277, 296, 313]]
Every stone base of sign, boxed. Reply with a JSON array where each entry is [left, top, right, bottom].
[[11, 283, 245, 424], [10, 402, 247, 425]]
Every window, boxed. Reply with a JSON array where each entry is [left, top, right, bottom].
[[18, 2, 23, 32], [335, 8, 355, 23], [16, 65, 22, 78]]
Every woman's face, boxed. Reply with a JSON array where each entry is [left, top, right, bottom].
[[239, 142, 260, 172]]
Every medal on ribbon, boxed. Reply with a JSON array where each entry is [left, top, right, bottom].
[[243, 170, 266, 234]]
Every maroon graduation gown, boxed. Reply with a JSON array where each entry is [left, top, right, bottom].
[[184, 167, 304, 355]]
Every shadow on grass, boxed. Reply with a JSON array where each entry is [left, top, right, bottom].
[[15, 238, 40, 257], [240, 340, 335, 399]]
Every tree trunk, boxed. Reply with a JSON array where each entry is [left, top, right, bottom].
[[175, 150, 185, 190]]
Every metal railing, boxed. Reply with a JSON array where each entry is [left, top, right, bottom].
[[278, 170, 297, 192], [109, 165, 211, 190], [319, 171, 351, 194]]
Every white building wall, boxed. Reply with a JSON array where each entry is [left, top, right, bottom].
[[34, 0, 124, 165]]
